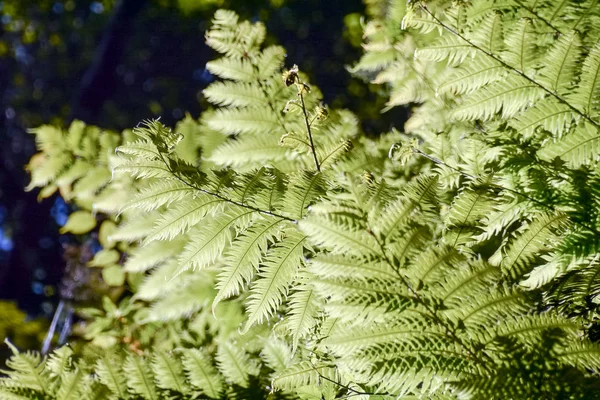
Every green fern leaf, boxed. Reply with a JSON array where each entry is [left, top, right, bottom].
[[300, 216, 379, 257], [416, 35, 476, 65], [209, 135, 292, 170], [501, 18, 537, 74], [272, 362, 335, 392], [539, 31, 582, 94], [123, 354, 157, 400], [216, 341, 259, 388], [511, 97, 576, 138], [499, 213, 568, 279], [308, 254, 397, 280], [175, 207, 255, 274], [123, 180, 193, 212], [538, 121, 600, 167], [3, 351, 49, 394], [206, 57, 254, 81], [181, 348, 223, 399], [144, 196, 223, 243], [283, 171, 326, 219], [243, 228, 306, 332], [203, 81, 266, 108], [95, 354, 127, 399], [124, 236, 187, 273], [261, 336, 294, 373], [451, 75, 544, 121], [151, 351, 189, 394], [439, 56, 504, 95], [207, 108, 281, 136], [56, 368, 84, 400], [569, 41, 600, 115], [286, 279, 321, 352], [213, 217, 284, 307]]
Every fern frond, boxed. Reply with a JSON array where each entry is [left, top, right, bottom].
[[501, 18, 537, 74], [511, 97, 576, 138], [286, 279, 321, 352], [439, 56, 504, 95], [123, 354, 157, 400], [308, 254, 397, 280], [2, 350, 49, 394], [243, 229, 306, 332], [538, 31, 582, 94], [214, 217, 284, 307], [151, 351, 189, 394], [569, 41, 600, 115], [209, 135, 292, 170], [95, 354, 127, 399], [175, 207, 255, 275], [180, 348, 223, 399], [203, 81, 266, 108], [500, 213, 568, 279], [300, 216, 379, 257], [451, 75, 544, 121], [144, 196, 223, 243], [283, 171, 326, 219], [124, 236, 187, 273], [123, 180, 193, 212], [216, 341, 259, 388], [207, 108, 281, 136], [416, 35, 477, 65], [272, 362, 335, 392], [538, 121, 600, 167]]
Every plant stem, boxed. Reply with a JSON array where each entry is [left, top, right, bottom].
[[299, 89, 321, 173]]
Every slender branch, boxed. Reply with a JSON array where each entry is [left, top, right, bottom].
[[299, 88, 322, 172], [417, 2, 600, 131]]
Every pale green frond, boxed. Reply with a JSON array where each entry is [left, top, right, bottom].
[[243, 229, 306, 332], [2, 351, 49, 394], [26, 153, 72, 190], [538, 121, 600, 167], [283, 171, 326, 219], [124, 236, 187, 273], [55, 367, 85, 400], [416, 35, 476, 65], [71, 167, 112, 199], [147, 272, 216, 322], [46, 346, 73, 379], [257, 45, 286, 76], [475, 199, 527, 242], [109, 212, 159, 242], [206, 57, 254, 81], [556, 341, 600, 372], [207, 108, 281, 136], [180, 348, 223, 399], [410, 245, 464, 285], [271, 362, 335, 392], [114, 140, 160, 160], [213, 217, 285, 307], [501, 18, 537, 74], [493, 314, 580, 347], [308, 254, 397, 281], [123, 180, 193, 212], [317, 139, 354, 169], [438, 56, 504, 95], [448, 289, 525, 329], [300, 216, 379, 257], [175, 208, 255, 274], [471, 11, 503, 54], [569, 41, 600, 115], [261, 336, 294, 373], [216, 341, 259, 388], [437, 260, 500, 305], [500, 213, 568, 279], [95, 354, 126, 399], [511, 97, 576, 138], [123, 354, 157, 400], [444, 186, 495, 247], [209, 135, 292, 170], [538, 31, 582, 94], [286, 279, 321, 352], [151, 351, 189, 394], [135, 259, 181, 301], [203, 81, 266, 108], [451, 75, 544, 121], [113, 160, 173, 180], [144, 196, 223, 243]]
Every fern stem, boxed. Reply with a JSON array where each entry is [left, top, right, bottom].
[[299, 89, 322, 173], [418, 3, 600, 131], [156, 151, 296, 223]]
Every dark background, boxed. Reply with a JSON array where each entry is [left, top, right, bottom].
[[0, 0, 404, 329]]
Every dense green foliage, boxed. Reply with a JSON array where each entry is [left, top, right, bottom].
[[4, 0, 600, 398]]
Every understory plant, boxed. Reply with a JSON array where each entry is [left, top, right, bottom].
[[4, 1, 600, 398]]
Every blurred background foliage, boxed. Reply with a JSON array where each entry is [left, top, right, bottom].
[[0, 0, 405, 351]]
